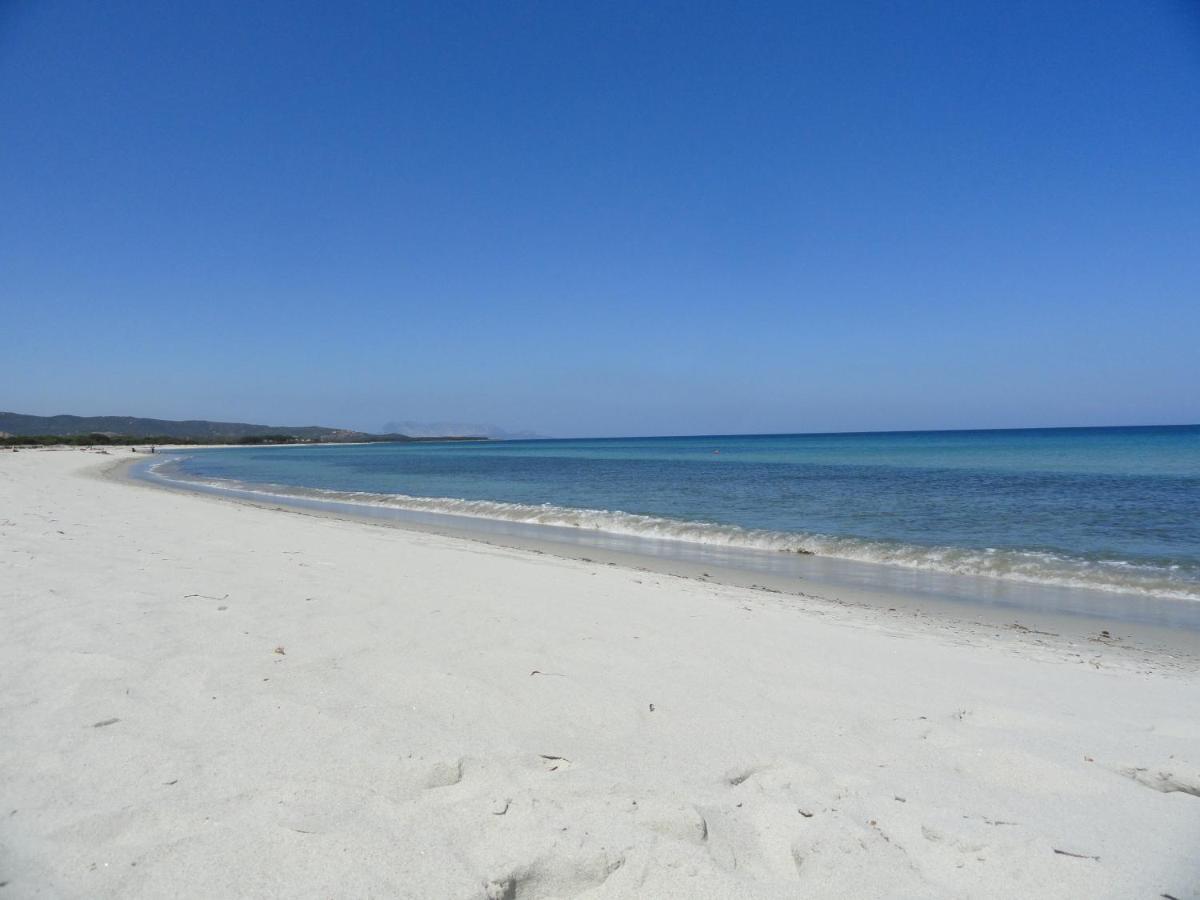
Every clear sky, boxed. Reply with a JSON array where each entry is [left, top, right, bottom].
[[2, 1, 1198, 437]]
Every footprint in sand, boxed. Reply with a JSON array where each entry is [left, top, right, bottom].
[[423, 758, 464, 789], [1115, 764, 1200, 798]]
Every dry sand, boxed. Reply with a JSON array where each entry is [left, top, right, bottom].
[[1, 447, 1198, 899]]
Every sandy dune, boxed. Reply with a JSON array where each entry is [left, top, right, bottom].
[[1, 448, 1197, 898]]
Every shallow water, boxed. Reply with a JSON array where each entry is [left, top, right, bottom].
[[149, 425, 1200, 602]]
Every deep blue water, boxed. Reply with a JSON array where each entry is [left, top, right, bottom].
[[155, 425, 1200, 600]]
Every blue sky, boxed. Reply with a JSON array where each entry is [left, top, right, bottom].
[[2, 1, 1198, 437]]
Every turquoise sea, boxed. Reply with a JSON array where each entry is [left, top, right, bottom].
[[144, 425, 1200, 603]]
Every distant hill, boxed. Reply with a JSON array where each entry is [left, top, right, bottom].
[[0, 411, 403, 442], [381, 420, 542, 440]]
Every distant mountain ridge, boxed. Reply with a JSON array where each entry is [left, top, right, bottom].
[[381, 420, 542, 440], [1, 411, 370, 441]]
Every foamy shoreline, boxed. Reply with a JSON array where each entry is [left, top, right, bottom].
[[3, 447, 1198, 898], [130, 452, 1200, 637], [140, 449, 1200, 605]]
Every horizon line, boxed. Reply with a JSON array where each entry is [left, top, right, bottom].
[[5, 410, 1198, 443], [512, 422, 1200, 442]]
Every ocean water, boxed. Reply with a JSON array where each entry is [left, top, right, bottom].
[[149, 426, 1200, 602]]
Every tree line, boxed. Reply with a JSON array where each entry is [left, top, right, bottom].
[[1, 434, 306, 447]]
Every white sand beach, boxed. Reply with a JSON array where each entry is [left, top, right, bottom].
[[2, 448, 1198, 899]]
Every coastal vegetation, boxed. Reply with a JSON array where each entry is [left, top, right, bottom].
[[2, 433, 312, 447], [0, 433, 484, 447], [0, 411, 487, 446]]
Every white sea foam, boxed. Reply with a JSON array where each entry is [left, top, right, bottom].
[[145, 460, 1200, 602]]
